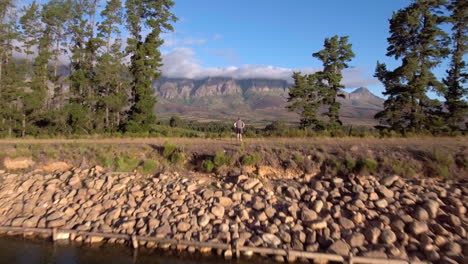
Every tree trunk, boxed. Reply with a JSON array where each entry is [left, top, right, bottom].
[[22, 113, 26, 137], [8, 117, 12, 137], [105, 106, 109, 131]]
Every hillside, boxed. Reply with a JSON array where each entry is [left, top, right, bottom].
[[153, 77, 385, 125]]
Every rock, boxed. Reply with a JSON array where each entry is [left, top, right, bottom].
[[265, 206, 276, 219], [414, 207, 429, 221], [39, 162, 71, 172], [381, 175, 399, 186], [177, 222, 191, 232], [375, 199, 388, 208], [348, 233, 365, 247], [211, 205, 225, 218], [198, 215, 210, 227], [301, 209, 318, 222], [242, 179, 259, 190], [47, 218, 66, 228], [380, 229, 397, 244], [339, 217, 355, 230], [363, 250, 387, 259], [364, 227, 381, 244], [104, 208, 121, 225], [68, 176, 81, 187], [312, 200, 324, 213], [155, 224, 171, 235], [308, 220, 327, 230], [328, 240, 350, 255], [262, 233, 281, 247], [410, 221, 428, 235], [216, 197, 233, 208], [448, 214, 461, 226], [423, 200, 439, 218], [444, 242, 462, 256], [252, 200, 265, 211], [376, 186, 394, 198], [3, 157, 35, 170]]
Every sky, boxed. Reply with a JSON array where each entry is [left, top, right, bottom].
[[19, 0, 453, 97], [159, 0, 452, 97]]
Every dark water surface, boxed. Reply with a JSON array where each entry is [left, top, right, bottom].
[[0, 237, 267, 264]]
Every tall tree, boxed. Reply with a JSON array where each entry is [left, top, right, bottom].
[[313, 35, 355, 129], [19, 1, 45, 136], [124, 0, 177, 132], [443, 0, 467, 131], [375, 0, 450, 133], [0, 0, 20, 136], [95, 0, 128, 132], [287, 72, 326, 129]]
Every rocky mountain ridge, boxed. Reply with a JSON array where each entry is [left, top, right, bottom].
[[153, 77, 385, 125]]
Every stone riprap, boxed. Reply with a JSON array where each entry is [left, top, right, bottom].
[[0, 168, 466, 264]]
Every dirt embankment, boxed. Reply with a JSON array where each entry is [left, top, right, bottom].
[[0, 137, 466, 181]]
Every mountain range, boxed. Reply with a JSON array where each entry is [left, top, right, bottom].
[[153, 77, 385, 126]]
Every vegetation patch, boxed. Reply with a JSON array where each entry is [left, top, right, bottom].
[[356, 158, 378, 174], [241, 152, 261, 166], [201, 159, 215, 173], [141, 159, 158, 174], [116, 156, 140, 172]]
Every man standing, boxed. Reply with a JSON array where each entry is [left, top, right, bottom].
[[234, 117, 245, 142]]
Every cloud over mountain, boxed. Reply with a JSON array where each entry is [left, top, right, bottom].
[[161, 47, 378, 88]]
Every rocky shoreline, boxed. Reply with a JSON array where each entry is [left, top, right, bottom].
[[0, 167, 466, 263]]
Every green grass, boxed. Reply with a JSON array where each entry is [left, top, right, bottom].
[[116, 156, 140, 172], [141, 159, 158, 174]]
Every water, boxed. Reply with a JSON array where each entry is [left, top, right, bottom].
[[0, 236, 268, 264]]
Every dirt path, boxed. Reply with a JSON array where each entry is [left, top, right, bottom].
[[0, 136, 466, 148]]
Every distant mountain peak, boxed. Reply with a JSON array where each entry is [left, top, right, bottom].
[[351, 87, 372, 94]]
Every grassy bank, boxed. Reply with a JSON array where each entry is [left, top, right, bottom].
[[0, 137, 466, 181]]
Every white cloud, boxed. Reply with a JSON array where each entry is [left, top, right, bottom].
[[161, 47, 378, 87], [163, 36, 207, 47], [213, 34, 222, 40]]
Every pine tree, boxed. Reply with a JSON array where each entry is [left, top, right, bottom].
[[375, 0, 450, 133], [19, 1, 45, 136], [287, 72, 326, 129], [124, 0, 177, 132], [0, 0, 21, 136], [443, 0, 467, 131], [313, 35, 355, 130], [95, 0, 128, 132]]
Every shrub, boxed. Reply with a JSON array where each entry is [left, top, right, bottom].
[[202, 159, 215, 173], [241, 152, 261, 166], [116, 156, 140, 172], [345, 157, 356, 171], [428, 149, 455, 179], [293, 153, 304, 167], [213, 151, 231, 167], [141, 160, 157, 174], [356, 158, 378, 174], [170, 151, 185, 165], [163, 142, 177, 158], [390, 160, 416, 178]]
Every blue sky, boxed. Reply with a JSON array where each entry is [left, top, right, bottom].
[[159, 0, 451, 97], [21, 0, 452, 97]]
